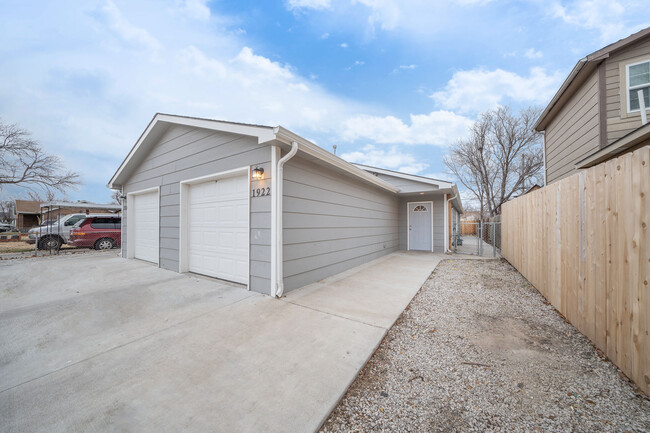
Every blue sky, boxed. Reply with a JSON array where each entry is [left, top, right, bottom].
[[1, 0, 648, 203]]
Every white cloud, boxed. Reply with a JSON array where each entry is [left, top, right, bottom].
[[287, 0, 331, 10], [431, 67, 564, 114], [0, 0, 376, 201], [341, 144, 428, 174], [101, 0, 162, 52], [524, 48, 542, 59], [346, 60, 365, 70], [400, 64, 416, 69], [321, 32, 330, 39], [341, 110, 473, 146], [178, 0, 211, 21], [339, 42, 349, 48], [551, 0, 648, 42], [353, 0, 401, 31]]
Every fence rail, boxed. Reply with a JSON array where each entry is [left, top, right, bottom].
[[502, 145, 649, 395]]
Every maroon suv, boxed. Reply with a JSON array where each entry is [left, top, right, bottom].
[[69, 216, 122, 250]]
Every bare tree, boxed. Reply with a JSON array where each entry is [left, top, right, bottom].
[[27, 190, 58, 202], [110, 190, 122, 205], [0, 200, 15, 223], [0, 119, 80, 195], [444, 106, 544, 217]]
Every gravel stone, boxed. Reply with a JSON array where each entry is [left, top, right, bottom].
[[320, 259, 650, 433]]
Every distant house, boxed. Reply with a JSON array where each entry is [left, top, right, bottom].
[[14, 200, 41, 230], [536, 27, 650, 184], [14, 200, 121, 231], [39, 201, 121, 221]]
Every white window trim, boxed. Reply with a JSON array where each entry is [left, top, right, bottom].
[[625, 59, 650, 114], [406, 201, 434, 252], [126, 186, 160, 266], [178, 166, 251, 290]]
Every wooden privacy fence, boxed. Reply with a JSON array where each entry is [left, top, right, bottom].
[[502, 145, 649, 395], [460, 222, 478, 235]]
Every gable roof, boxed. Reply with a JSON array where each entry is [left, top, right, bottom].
[[15, 200, 41, 214], [108, 113, 399, 194], [353, 163, 454, 188], [354, 163, 463, 212], [535, 26, 650, 131]]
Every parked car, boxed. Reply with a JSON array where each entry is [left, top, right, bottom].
[[0, 223, 15, 233], [28, 213, 117, 249], [68, 216, 121, 250]]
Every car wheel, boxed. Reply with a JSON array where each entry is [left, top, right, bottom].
[[38, 236, 62, 250], [94, 238, 115, 250]]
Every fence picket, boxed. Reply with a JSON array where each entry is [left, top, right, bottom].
[[501, 145, 649, 395]]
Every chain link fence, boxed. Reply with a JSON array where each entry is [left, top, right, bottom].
[[452, 221, 501, 257]]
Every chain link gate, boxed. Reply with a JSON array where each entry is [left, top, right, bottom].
[[452, 221, 501, 257]]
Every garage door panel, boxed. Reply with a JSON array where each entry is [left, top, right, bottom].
[[187, 174, 248, 284], [133, 191, 159, 264]]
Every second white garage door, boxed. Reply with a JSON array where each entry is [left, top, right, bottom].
[[132, 190, 159, 264], [187, 174, 248, 284]]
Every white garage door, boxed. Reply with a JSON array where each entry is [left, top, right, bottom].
[[188, 174, 248, 284], [132, 190, 159, 264]]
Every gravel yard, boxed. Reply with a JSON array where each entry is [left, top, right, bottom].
[[320, 259, 650, 433]]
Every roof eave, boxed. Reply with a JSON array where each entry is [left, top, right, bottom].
[[273, 127, 400, 194], [535, 58, 588, 131], [575, 122, 650, 169]]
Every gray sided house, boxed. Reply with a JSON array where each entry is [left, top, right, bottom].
[[537, 27, 650, 183], [108, 114, 462, 297]]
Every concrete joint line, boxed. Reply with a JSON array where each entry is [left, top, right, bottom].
[[279, 299, 388, 330]]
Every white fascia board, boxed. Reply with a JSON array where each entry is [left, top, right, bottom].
[[353, 163, 454, 189], [155, 114, 276, 143], [108, 113, 276, 189], [273, 127, 400, 194]]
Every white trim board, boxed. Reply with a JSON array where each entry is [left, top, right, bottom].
[[406, 200, 434, 252], [355, 163, 454, 189], [178, 166, 251, 289]]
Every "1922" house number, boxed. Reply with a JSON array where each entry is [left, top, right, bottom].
[[252, 187, 271, 197]]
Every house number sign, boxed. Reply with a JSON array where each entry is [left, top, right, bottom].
[[251, 187, 271, 197]]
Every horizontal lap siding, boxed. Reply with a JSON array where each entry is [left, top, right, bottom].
[[282, 156, 399, 292], [605, 38, 650, 144], [398, 195, 445, 252], [545, 71, 600, 184], [122, 124, 272, 294]]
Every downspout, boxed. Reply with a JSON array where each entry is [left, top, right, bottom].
[[272, 141, 298, 298], [638, 89, 648, 125], [445, 194, 457, 253]]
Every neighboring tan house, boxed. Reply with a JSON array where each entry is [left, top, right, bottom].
[[536, 27, 650, 184], [14, 200, 41, 231], [108, 113, 463, 297]]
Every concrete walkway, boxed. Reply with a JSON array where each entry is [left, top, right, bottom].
[[0, 251, 442, 433]]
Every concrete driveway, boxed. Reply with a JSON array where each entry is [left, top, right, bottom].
[[0, 251, 442, 433]]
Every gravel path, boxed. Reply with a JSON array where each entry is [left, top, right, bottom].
[[320, 259, 650, 433]]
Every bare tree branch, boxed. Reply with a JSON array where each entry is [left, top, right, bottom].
[[444, 106, 544, 217], [0, 119, 81, 195]]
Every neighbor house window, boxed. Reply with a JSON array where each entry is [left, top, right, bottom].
[[627, 60, 650, 112]]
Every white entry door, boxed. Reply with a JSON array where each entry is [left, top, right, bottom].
[[408, 202, 433, 251], [132, 190, 159, 263], [187, 174, 248, 284]]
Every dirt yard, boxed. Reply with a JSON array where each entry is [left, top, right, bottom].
[[320, 259, 650, 432], [0, 240, 77, 253]]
